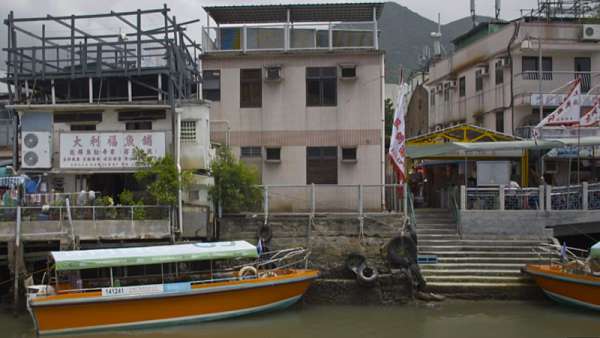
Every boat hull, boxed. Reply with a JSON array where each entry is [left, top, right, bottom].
[[525, 264, 600, 311], [29, 269, 319, 335]]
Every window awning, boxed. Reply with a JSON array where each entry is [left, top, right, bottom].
[[51, 241, 258, 271], [407, 137, 600, 159]]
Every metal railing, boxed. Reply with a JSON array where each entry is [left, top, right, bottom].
[[0, 205, 170, 223], [202, 21, 378, 53], [231, 184, 405, 217], [460, 182, 600, 211]]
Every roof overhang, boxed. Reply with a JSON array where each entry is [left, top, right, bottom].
[[7, 104, 171, 112], [203, 3, 384, 24], [407, 137, 600, 159]]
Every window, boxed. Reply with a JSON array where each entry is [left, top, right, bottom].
[[306, 147, 337, 184], [459, 76, 466, 97], [202, 70, 220, 101], [306, 67, 337, 106], [241, 146, 262, 158], [54, 112, 102, 123], [125, 121, 152, 130], [475, 70, 483, 92], [495, 111, 504, 133], [495, 61, 504, 85], [70, 124, 96, 131], [443, 86, 450, 102], [341, 147, 357, 161], [265, 147, 281, 161], [430, 91, 435, 106], [181, 120, 197, 143], [339, 64, 357, 79], [118, 110, 165, 121], [522, 56, 553, 80], [240, 69, 262, 108]]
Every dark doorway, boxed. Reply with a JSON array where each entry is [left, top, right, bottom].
[[88, 173, 141, 202]]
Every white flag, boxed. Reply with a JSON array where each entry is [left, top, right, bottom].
[[536, 79, 581, 128], [388, 83, 409, 185], [579, 97, 600, 127]]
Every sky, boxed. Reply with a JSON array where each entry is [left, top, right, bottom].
[[0, 0, 540, 76]]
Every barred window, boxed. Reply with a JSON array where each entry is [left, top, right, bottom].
[[181, 120, 197, 143], [241, 146, 262, 158]]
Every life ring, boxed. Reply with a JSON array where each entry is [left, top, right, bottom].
[[356, 263, 379, 286], [257, 224, 273, 242], [387, 234, 417, 268], [239, 266, 258, 280], [345, 253, 367, 274]]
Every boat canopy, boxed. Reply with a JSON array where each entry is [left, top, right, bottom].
[[407, 137, 600, 159], [51, 241, 258, 271]]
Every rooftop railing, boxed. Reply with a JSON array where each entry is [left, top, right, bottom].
[[202, 21, 379, 53]]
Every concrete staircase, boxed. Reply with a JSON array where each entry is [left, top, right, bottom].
[[415, 209, 554, 299]]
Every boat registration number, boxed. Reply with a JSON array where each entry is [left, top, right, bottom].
[[101, 284, 164, 297]]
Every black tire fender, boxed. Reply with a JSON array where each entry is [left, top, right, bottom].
[[387, 234, 417, 268], [345, 253, 367, 274], [257, 224, 273, 242], [356, 263, 379, 285]]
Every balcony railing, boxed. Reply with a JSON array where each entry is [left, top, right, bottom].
[[460, 182, 600, 211], [202, 21, 379, 53]]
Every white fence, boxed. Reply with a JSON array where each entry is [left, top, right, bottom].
[[461, 182, 600, 211]]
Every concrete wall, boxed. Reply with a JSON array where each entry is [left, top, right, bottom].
[[459, 209, 600, 239]]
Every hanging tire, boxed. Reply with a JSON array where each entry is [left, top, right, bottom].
[[387, 234, 417, 268], [356, 263, 379, 286], [257, 224, 273, 242], [345, 253, 367, 274]]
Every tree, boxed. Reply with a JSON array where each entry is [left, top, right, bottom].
[[208, 147, 262, 213], [134, 149, 192, 205]]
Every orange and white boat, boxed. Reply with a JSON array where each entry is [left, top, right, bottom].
[[524, 242, 600, 311], [26, 241, 319, 335]]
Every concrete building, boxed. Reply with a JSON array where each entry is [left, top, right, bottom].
[[427, 18, 600, 136], [3, 7, 212, 236], [201, 3, 386, 211]]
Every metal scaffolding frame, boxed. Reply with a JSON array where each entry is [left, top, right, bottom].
[[2, 4, 201, 105]]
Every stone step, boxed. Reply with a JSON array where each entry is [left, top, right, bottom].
[[418, 239, 551, 246], [416, 229, 458, 235], [415, 225, 458, 231], [435, 257, 554, 264], [418, 245, 550, 252], [425, 281, 542, 299], [417, 251, 555, 258], [424, 275, 531, 283], [417, 262, 529, 270], [416, 234, 461, 240], [415, 218, 455, 224], [420, 269, 523, 277]]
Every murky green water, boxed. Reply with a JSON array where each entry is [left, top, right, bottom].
[[2, 301, 599, 338]]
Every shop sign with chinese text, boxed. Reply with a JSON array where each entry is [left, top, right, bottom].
[[60, 132, 166, 169]]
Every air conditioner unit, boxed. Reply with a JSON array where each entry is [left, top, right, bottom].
[[264, 65, 282, 81], [582, 24, 600, 41], [478, 66, 489, 77], [339, 64, 357, 80], [21, 131, 52, 169]]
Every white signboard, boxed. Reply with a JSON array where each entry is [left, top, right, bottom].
[[101, 284, 164, 297], [60, 132, 166, 169]]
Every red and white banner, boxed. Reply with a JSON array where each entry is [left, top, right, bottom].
[[579, 97, 600, 127], [536, 79, 582, 128], [388, 83, 409, 185]]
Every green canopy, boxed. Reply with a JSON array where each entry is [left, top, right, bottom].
[[51, 241, 258, 271]]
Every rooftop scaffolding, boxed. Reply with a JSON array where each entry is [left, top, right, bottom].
[[2, 4, 201, 105]]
